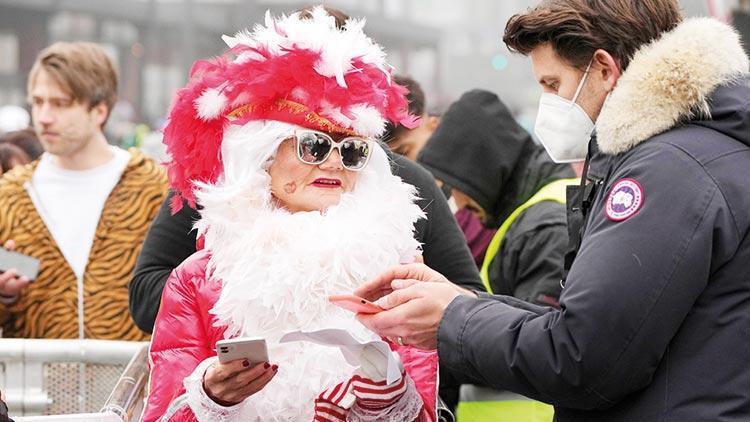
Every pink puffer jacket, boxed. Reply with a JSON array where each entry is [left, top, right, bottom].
[[141, 250, 438, 421]]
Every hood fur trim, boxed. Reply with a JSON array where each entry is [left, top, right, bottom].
[[596, 18, 749, 155]]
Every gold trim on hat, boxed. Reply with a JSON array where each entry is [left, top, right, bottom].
[[227, 98, 358, 136]]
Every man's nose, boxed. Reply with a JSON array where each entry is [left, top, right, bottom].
[[36, 104, 55, 125]]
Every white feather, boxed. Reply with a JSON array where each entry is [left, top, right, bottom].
[[223, 6, 389, 84], [318, 103, 385, 138], [221, 34, 238, 48], [289, 86, 310, 103], [319, 101, 354, 129], [194, 87, 227, 120], [191, 120, 424, 420], [216, 6, 396, 135], [350, 104, 387, 137]]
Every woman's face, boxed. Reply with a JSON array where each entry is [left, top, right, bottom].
[[268, 135, 360, 213]]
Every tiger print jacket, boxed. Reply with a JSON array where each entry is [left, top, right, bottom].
[[0, 148, 167, 340]]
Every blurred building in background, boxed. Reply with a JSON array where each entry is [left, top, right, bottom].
[[0, 0, 747, 142]]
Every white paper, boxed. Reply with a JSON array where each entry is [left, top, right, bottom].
[[280, 328, 402, 385]]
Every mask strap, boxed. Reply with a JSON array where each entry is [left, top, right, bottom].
[[571, 59, 594, 104]]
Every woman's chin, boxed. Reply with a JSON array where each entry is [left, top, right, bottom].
[[284, 197, 342, 213], [315, 198, 342, 213], [311, 193, 344, 209]]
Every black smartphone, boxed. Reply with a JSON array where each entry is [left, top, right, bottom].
[[0, 248, 40, 281]]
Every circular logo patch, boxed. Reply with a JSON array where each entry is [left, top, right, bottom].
[[605, 178, 643, 221]]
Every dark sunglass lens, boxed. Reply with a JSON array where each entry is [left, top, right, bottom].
[[340, 139, 369, 169], [298, 132, 331, 163]]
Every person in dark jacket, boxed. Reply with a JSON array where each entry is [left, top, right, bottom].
[[0, 392, 12, 422], [418, 89, 574, 307], [353, 1, 750, 421], [382, 76, 499, 269]]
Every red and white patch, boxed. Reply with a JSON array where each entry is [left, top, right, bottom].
[[605, 178, 644, 221]]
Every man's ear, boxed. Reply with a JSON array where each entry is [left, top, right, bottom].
[[91, 102, 109, 127], [425, 115, 441, 132], [592, 49, 622, 92]]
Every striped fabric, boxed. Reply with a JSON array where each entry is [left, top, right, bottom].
[[313, 371, 408, 420], [351, 373, 408, 410], [314, 378, 354, 421]]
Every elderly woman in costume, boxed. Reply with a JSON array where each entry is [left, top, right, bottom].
[[142, 7, 438, 422]]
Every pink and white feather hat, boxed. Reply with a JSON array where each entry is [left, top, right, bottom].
[[162, 6, 418, 212]]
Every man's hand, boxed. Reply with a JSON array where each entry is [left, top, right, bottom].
[[354, 263, 451, 303], [0, 240, 30, 301], [355, 263, 476, 350]]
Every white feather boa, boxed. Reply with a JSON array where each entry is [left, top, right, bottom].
[[191, 120, 424, 420]]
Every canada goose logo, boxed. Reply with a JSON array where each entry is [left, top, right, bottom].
[[605, 178, 643, 221]]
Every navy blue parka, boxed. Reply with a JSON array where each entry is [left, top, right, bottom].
[[437, 18, 750, 421]]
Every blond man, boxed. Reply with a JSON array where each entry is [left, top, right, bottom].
[[0, 42, 166, 340]]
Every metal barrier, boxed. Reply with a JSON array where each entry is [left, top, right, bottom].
[[99, 345, 148, 422], [0, 339, 148, 420], [437, 396, 456, 422], [5, 341, 451, 422]]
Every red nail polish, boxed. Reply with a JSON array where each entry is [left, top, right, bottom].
[[242, 359, 250, 367], [263, 362, 270, 369], [272, 364, 278, 372]]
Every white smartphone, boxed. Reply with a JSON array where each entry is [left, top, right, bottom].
[[0, 248, 40, 281], [216, 337, 269, 365]]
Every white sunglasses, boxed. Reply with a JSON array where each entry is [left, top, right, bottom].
[[293, 129, 373, 171]]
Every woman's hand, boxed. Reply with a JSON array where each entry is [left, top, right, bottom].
[[203, 359, 278, 406]]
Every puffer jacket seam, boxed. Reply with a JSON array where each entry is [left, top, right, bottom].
[[662, 139, 741, 238]]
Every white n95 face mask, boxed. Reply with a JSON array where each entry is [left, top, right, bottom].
[[447, 196, 459, 214], [534, 60, 595, 163]]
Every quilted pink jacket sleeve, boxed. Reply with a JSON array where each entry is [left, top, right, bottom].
[[395, 344, 439, 421], [141, 251, 218, 422]]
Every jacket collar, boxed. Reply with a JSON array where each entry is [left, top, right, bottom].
[[596, 18, 749, 155]]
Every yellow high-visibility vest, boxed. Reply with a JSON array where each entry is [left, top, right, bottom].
[[457, 385, 555, 422], [479, 178, 578, 293], [461, 178, 577, 422]]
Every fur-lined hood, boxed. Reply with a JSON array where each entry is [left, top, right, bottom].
[[596, 18, 750, 155]]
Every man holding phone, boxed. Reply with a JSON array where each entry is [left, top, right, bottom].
[[0, 42, 167, 340], [0, 241, 32, 304]]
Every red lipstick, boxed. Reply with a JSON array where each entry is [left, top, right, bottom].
[[312, 178, 342, 189]]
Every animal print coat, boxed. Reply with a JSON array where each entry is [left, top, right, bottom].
[[0, 148, 166, 340]]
